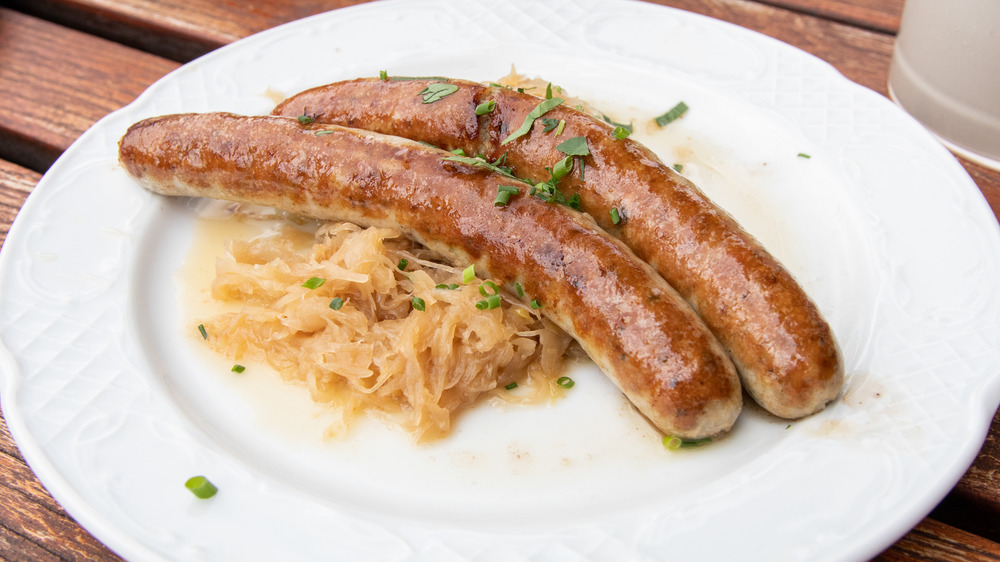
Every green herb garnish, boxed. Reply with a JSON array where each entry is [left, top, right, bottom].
[[612, 126, 630, 140], [662, 436, 712, 450], [411, 297, 426, 311], [654, 101, 689, 127], [610, 207, 623, 225], [475, 100, 497, 115], [600, 114, 633, 134], [378, 70, 388, 80], [462, 264, 476, 284], [494, 184, 519, 206], [231, 364, 246, 374], [540, 118, 559, 132], [515, 282, 524, 298], [185, 476, 217, 499], [505, 382, 518, 390], [529, 299, 542, 309], [442, 154, 527, 184], [197, 324, 208, 340], [502, 97, 564, 145], [797, 152, 812, 159], [556, 376, 575, 389], [329, 297, 345, 310], [397, 258, 409, 270], [302, 277, 326, 289], [419, 82, 459, 104], [555, 136, 590, 156]]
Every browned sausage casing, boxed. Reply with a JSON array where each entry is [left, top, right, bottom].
[[273, 78, 843, 419], [118, 112, 742, 439]]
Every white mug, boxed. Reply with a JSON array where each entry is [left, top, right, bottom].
[[888, 0, 1000, 170]]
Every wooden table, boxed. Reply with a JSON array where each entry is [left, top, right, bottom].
[[1, 0, 998, 559]]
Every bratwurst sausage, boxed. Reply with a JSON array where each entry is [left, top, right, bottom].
[[273, 77, 843, 419], [118, 112, 742, 439]]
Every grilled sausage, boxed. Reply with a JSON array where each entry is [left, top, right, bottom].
[[118, 112, 742, 439], [273, 78, 843, 419]]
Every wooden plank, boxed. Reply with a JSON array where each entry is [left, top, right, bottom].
[[0, 160, 35, 249], [0, 8, 178, 172], [9, 0, 895, 95], [0, 416, 121, 561], [932, 406, 1000, 543], [5, 0, 371, 62], [756, 0, 904, 34], [876, 518, 1000, 561]]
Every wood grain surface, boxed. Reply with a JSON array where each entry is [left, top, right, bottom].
[[1, 0, 999, 559]]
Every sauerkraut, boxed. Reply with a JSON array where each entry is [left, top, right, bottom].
[[198, 219, 573, 441]]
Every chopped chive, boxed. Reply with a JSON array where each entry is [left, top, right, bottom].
[[662, 435, 712, 450], [397, 258, 408, 271], [486, 293, 502, 309], [379, 70, 388, 80], [475, 100, 497, 115], [600, 114, 633, 134], [654, 101, 689, 127], [449, 283, 459, 290], [579, 160, 585, 181], [297, 111, 315, 125], [314, 130, 336, 136], [185, 476, 217, 499], [197, 324, 208, 340], [612, 126, 630, 140], [411, 297, 426, 311], [554, 119, 566, 136], [231, 364, 246, 374], [481, 280, 500, 295], [545, 83, 553, 99], [418, 82, 459, 103], [505, 381, 518, 390], [515, 282, 524, 298], [673, 163, 684, 172], [302, 277, 326, 289], [329, 297, 345, 310], [502, 97, 564, 145], [529, 299, 542, 309], [797, 152, 812, 159], [450, 148, 466, 156], [556, 376, 575, 389], [551, 156, 574, 180], [475, 300, 489, 310], [610, 207, 622, 225], [463, 264, 475, 284], [495, 184, 519, 206]]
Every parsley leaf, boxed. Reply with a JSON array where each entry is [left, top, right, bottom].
[[419, 83, 459, 103], [555, 136, 589, 156], [502, 97, 564, 145]]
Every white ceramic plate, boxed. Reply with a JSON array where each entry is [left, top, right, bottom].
[[2, 0, 999, 560]]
